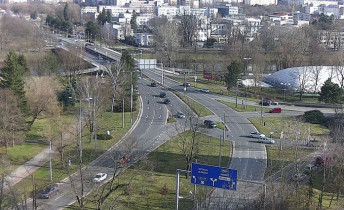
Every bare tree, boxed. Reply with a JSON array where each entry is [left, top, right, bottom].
[[0, 88, 23, 153], [296, 66, 311, 101], [25, 76, 59, 127], [153, 19, 180, 67], [310, 66, 322, 93], [106, 62, 125, 114], [178, 14, 198, 47], [79, 76, 111, 146]]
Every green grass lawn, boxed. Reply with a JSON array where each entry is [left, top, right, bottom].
[[217, 99, 272, 112], [1, 143, 48, 172], [265, 146, 315, 177], [248, 117, 330, 139], [173, 91, 213, 117], [12, 109, 137, 199], [76, 131, 231, 209]]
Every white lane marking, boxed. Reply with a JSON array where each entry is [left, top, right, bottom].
[[148, 106, 150, 110], [146, 115, 148, 118], [159, 115, 161, 119], [159, 106, 161, 109]]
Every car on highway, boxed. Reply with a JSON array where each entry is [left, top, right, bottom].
[[93, 173, 108, 183], [176, 112, 185, 118], [258, 137, 275, 144], [200, 88, 210, 93], [40, 184, 59, 199], [183, 83, 191, 87], [250, 131, 266, 138], [204, 120, 216, 128], [164, 98, 171, 104], [119, 155, 131, 164], [269, 107, 282, 113], [259, 100, 271, 106], [292, 173, 306, 181], [159, 92, 166, 98], [151, 82, 157, 87]]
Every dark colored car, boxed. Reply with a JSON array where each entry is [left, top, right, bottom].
[[160, 92, 166, 98], [183, 83, 191, 87], [151, 82, 156, 87], [259, 100, 271, 106], [164, 98, 171, 104], [40, 184, 59, 199], [204, 120, 216, 128]]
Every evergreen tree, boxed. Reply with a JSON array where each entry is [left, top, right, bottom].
[[120, 50, 135, 72], [0, 51, 28, 111], [319, 78, 343, 104], [64, 3, 69, 21], [60, 82, 76, 107], [225, 61, 243, 90], [130, 11, 138, 33], [106, 10, 112, 23]]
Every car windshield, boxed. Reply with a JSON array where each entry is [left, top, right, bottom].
[[95, 174, 102, 178]]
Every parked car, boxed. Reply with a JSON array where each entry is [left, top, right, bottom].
[[272, 101, 279, 105], [164, 98, 171, 104], [159, 91, 166, 98], [250, 131, 266, 138], [137, 75, 141, 79], [40, 184, 59, 199], [200, 88, 210, 93], [204, 120, 216, 128], [93, 173, 108, 183], [183, 83, 191, 87], [176, 112, 185, 118], [258, 137, 275, 144], [304, 163, 317, 175], [269, 107, 282, 113], [151, 82, 157, 87], [259, 100, 271, 106]]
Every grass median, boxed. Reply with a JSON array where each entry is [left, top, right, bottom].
[[173, 91, 213, 117], [77, 131, 231, 209], [248, 117, 330, 139]]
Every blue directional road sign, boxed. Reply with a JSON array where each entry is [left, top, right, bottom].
[[191, 163, 237, 190]]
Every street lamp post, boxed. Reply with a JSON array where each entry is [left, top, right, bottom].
[[280, 82, 290, 101], [235, 79, 241, 108]]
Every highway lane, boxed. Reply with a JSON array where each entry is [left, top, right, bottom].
[[29, 78, 184, 209], [144, 69, 267, 181]]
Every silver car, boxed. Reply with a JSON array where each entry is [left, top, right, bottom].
[[258, 137, 275, 144], [176, 112, 185, 118], [250, 131, 266, 138]]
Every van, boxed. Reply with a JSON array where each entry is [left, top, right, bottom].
[[269, 107, 282, 113]]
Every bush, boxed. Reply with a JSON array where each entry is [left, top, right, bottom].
[[304, 110, 326, 124], [96, 134, 112, 140]]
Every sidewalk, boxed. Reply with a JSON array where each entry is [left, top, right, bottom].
[[4, 147, 57, 190]]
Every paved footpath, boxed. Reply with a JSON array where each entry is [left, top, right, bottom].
[[4, 147, 57, 190]]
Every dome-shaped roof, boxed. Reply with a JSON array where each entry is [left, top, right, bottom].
[[264, 66, 344, 92]]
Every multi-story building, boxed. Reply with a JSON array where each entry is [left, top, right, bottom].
[[135, 33, 154, 46]]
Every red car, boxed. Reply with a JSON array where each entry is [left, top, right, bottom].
[[119, 155, 131, 164], [269, 107, 282, 113]]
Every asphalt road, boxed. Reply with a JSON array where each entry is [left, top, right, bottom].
[[28, 78, 191, 209]]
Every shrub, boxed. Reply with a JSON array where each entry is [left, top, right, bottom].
[[304, 110, 326, 124], [96, 134, 112, 140]]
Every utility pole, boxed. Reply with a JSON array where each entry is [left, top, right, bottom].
[[49, 140, 52, 181], [130, 71, 133, 125], [260, 97, 263, 125], [122, 98, 125, 128]]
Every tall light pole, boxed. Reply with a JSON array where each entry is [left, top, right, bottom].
[[235, 79, 241, 108], [280, 82, 290, 101], [71, 97, 93, 163], [49, 140, 52, 181]]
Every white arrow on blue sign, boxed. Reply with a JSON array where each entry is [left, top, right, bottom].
[[191, 163, 237, 190]]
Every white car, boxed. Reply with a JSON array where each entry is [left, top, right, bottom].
[[250, 132, 266, 138], [93, 173, 107, 182], [200, 89, 209, 93], [258, 137, 275, 144]]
